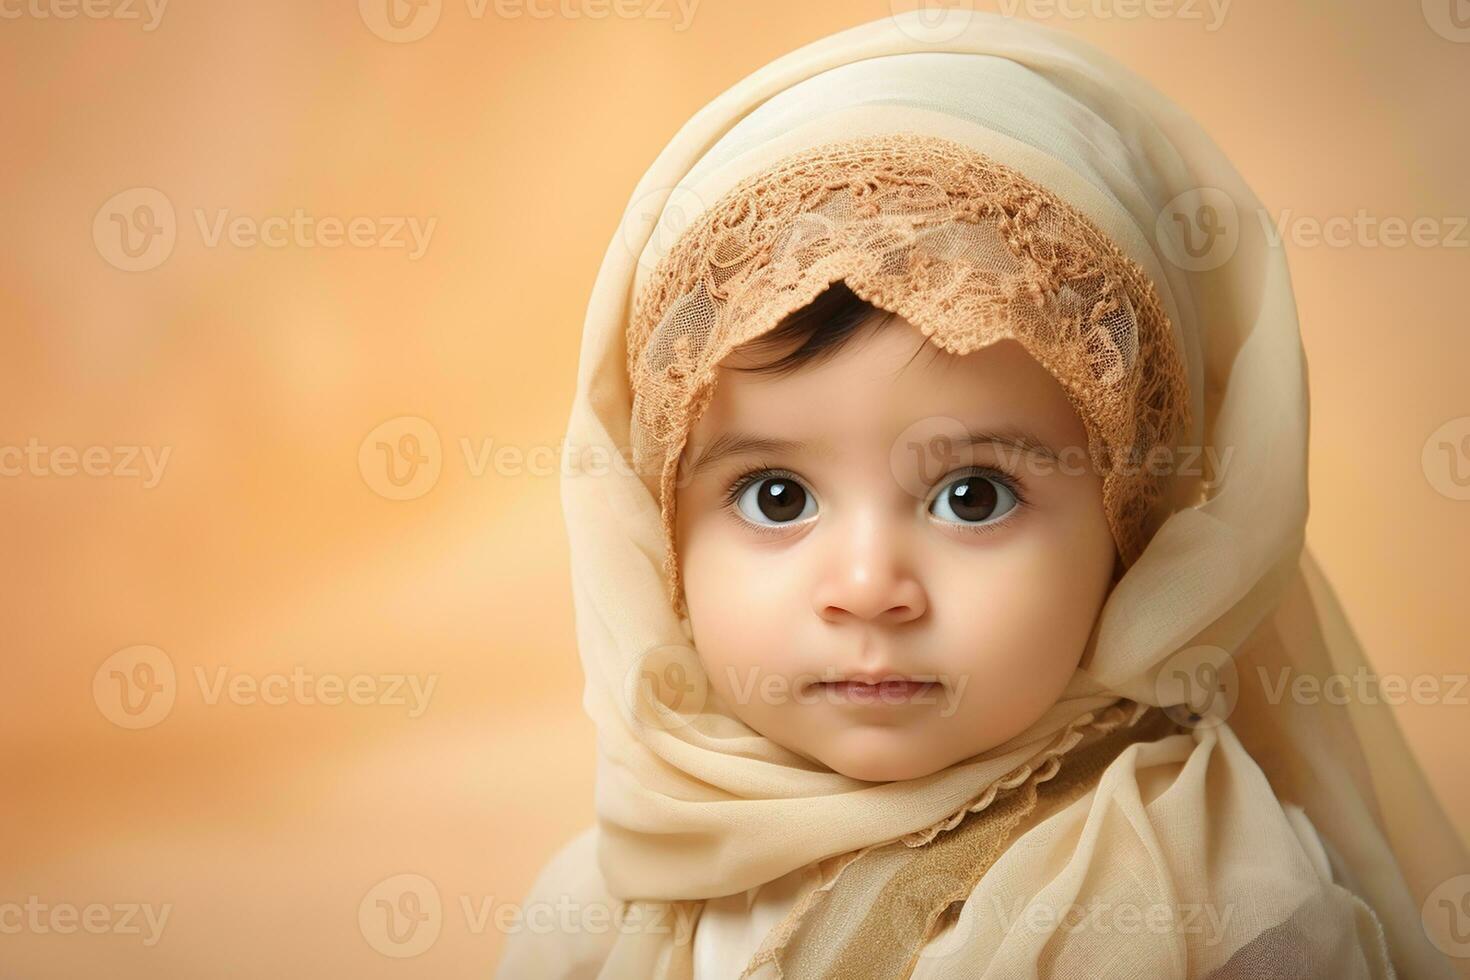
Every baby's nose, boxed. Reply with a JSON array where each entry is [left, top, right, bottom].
[[811, 517, 927, 625]]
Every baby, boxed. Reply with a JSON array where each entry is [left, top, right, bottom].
[[673, 280, 1118, 783], [497, 14, 1463, 979]]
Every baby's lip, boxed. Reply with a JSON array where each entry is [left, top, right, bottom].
[[803, 672, 942, 694], [808, 678, 942, 705]]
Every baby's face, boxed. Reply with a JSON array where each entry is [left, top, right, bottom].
[[672, 316, 1118, 782]]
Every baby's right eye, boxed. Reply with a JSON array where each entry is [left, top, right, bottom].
[[729, 470, 817, 527]]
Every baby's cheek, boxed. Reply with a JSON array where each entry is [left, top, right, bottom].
[[681, 526, 807, 656], [934, 555, 1097, 719], [684, 598, 791, 718]]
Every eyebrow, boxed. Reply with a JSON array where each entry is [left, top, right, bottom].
[[686, 433, 818, 477], [686, 424, 1062, 476]]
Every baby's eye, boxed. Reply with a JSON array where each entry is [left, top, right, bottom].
[[929, 470, 1020, 526], [732, 472, 817, 527]]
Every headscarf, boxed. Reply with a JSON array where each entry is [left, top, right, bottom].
[[497, 11, 1468, 979]]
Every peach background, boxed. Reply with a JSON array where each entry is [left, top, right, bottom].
[[2, 1, 1467, 976]]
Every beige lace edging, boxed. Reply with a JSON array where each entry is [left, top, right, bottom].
[[900, 697, 1151, 847], [625, 133, 1193, 618], [735, 698, 1158, 979]]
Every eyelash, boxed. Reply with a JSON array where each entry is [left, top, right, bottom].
[[718, 462, 1030, 536], [720, 462, 805, 537]]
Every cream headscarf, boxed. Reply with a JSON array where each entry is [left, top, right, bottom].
[[497, 11, 1468, 979]]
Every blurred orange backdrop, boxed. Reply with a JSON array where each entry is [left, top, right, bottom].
[[2, 1, 1467, 976]]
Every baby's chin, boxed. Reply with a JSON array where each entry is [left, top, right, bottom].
[[798, 726, 992, 783]]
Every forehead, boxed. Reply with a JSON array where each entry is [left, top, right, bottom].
[[691, 319, 1089, 449]]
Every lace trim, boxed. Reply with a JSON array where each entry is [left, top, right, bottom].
[[735, 698, 1162, 978], [626, 132, 1192, 616], [900, 697, 1150, 847]]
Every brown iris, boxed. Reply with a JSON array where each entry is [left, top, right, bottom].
[[752, 478, 808, 523], [937, 477, 1000, 523]]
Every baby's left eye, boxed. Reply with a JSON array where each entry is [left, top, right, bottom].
[[929, 472, 1019, 526], [732, 473, 817, 527]]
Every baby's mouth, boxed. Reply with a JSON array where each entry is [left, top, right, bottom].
[[808, 678, 941, 703]]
